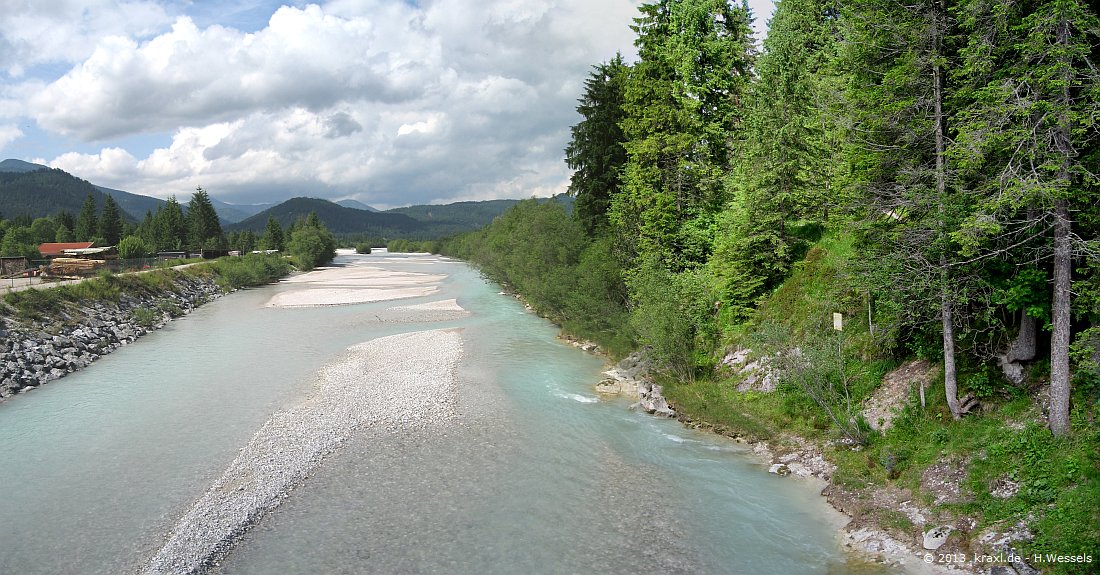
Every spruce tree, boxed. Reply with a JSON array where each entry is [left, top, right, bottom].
[[612, 0, 756, 270], [952, 0, 1100, 435], [74, 193, 98, 242], [187, 187, 224, 250], [97, 194, 123, 246], [565, 55, 629, 236], [262, 216, 285, 252]]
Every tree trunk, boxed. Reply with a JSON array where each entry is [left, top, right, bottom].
[[942, 282, 962, 419], [1049, 198, 1072, 436], [932, 4, 960, 420]]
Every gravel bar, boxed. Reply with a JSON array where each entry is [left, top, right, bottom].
[[141, 328, 463, 575]]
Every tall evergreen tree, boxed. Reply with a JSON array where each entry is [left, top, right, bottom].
[[74, 193, 98, 242], [97, 194, 123, 246], [262, 216, 285, 252], [711, 0, 840, 318], [187, 187, 224, 250], [842, 0, 970, 417], [611, 0, 756, 270], [155, 197, 187, 251], [565, 55, 629, 236], [952, 0, 1100, 435]]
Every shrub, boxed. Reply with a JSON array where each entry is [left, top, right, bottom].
[[117, 235, 151, 260]]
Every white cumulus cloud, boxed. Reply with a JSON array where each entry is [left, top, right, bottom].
[[15, 0, 647, 208]]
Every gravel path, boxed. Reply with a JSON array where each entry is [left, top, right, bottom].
[[141, 328, 463, 575]]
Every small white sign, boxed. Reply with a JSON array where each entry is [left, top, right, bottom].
[[833, 313, 843, 331]]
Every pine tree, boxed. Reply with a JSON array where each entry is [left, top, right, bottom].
[[74, 193, 98, 242], [952, 0, 1100, 435], [611, 0, 756, 270], [187, 187, 224, 250], [565, 55, 629, 236], [97, 194, 123, 246]]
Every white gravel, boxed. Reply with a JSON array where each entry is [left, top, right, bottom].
[[142, 328, 463, 575], [267, 265, 446, 307]]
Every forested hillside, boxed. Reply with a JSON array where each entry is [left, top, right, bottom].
[[0, 168, 140, 222], [229, 197, 423, 236], [431, 1, 1099, 572]]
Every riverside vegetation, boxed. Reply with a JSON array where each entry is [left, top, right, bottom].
[[392, 0, 1099, 573], [0, 254, 291, 399]]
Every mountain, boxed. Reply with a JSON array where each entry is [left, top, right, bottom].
[[93, 184, 166, 220], [0, 159, 46, 173], [0, 166, 140, 222], [0, 158, 570, 238], [209, 197, 271, 223], [229, 197, 423, 235], [335, 199, 379, 212]]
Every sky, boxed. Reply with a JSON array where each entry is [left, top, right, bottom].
[[0, 0, 776, 209]]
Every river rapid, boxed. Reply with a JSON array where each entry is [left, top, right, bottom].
[[0, 252, 898, 574]]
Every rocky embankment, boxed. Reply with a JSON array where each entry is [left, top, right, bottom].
[[593, 351, 677, 417], [0, 275, 223, 401]]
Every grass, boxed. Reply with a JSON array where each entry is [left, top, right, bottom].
[[2, 254, 290, 321], [662, 226, 1100, 573]]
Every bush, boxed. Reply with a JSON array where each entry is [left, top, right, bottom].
[[355, 243, 372, 254], [627, 261, 718, 380], [287, 216, 336, 271], [117, 235, 151, 260], [208, 254, 290, 289]]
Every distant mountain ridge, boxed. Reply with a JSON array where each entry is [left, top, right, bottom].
[[0, 159, 553, 238], [228, 197, 424, 236], [335, 199, 378, 212]]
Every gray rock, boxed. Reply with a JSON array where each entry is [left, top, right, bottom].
[[769, 463, 791, 476], [923, 525, 953, 550]]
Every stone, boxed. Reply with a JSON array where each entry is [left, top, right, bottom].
[[922, 525, 952, 550], [769, 463, 791, 476], [594, 380, 621, 395], [990, 475, 1020, 499]]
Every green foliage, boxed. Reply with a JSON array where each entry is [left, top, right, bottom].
[[436, 200, 634, 356], [565, 55, 629, 236], [74, 193, 98, 242], [117, 235, 151, 260], [612, 0, 755, 270], [287, 213, 336, 271], [132, 306, 158, 328], [187, 187, 225, 250], [627, 260, 718, 379], [354, 243, 372, 254], [261, 216, 284, 252], [97, 194, 123, 246], [207, 253, 290, 290], [0, 225, 41, 259]]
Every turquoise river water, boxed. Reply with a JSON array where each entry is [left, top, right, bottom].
[[0, 252, 898, 574]]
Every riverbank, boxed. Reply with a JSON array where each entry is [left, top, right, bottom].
[[586, 348, 974, 575], [0, 273, 222, 400], [0, 254, 289, 402]]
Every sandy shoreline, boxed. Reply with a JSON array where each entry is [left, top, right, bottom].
[[266, 263, 446, 307]]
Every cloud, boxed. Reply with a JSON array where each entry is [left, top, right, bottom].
[[0, 125, 23, 151], [0, 0, 172, 76], [27, 0, 645, 208]]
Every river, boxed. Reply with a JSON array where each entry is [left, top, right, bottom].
[[0, 252, 895, 574]]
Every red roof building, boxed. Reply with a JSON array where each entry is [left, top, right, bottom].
[[37, 242, 94, 257]]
